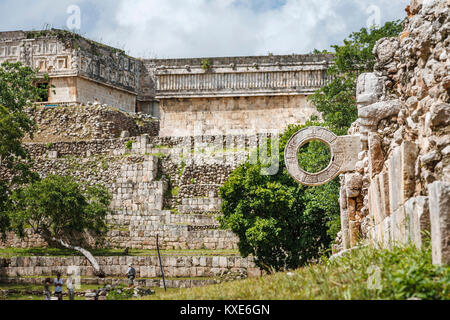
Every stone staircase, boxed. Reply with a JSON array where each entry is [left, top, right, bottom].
[[106, 134, 239, 250]]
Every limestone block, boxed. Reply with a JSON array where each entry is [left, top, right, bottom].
[[391, 205, 408, 246], [388, 142, 418, 213], [373, 38, 399, 65], [345, 173, 363, 198], [375, 220, 384, 245], [383, 216, 392, 249], [368, 175, 386, 225], [358, 100, 402, 125], [428, 181, 450, 265], [368, 133, 384, 177], [404, 196, 430, 249], [219, 257, 228, 268], [349, 220, 361, 247], [247, 268, 262, 278], [47, 151, 58, 159]]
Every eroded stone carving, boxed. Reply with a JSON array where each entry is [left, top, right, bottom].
[[285, 127, 361, 186]]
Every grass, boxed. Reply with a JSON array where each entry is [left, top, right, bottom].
[[141, 244, 450, 300], [0, 248, 240, 257]]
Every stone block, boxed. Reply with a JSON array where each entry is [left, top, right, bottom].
[[368, 133, 384, 177], [404, 196, 430, 249], [218, 257, 228, 268], [358, 100, 402, 125], [379, 171, 391, 217], [349, 220, 361, 247], [369, 175, 385, 226], [428, 181, 450, 265], [375, 220, 384, 245], [391, 205, 407, 246], [345, 173, 363, 198], [388, 142, 418, 213], [383, 216, 392, 249]]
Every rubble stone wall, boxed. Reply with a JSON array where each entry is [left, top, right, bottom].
[[1, 132, 274, 251], [0, 255, 261, 279]]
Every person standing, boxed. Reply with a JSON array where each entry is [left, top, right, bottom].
[[127, 263, 136, 288], [67, 276, 75, 300], [44, 278, 52, 300], [54, 273, 64, 301]]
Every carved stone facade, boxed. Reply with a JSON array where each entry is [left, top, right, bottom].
[[0, 30, 140, 112], [0, 30, 333, 135], [337, 0, 449, 265]]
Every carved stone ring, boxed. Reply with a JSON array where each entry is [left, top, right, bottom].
[[284, 127, 361, 186]]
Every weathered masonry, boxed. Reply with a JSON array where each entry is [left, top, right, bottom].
[[146, 56, 333, 136], [0, 30, 333, 136], [334, 0, 449, 265]]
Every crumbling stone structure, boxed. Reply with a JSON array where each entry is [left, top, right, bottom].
[[337, 0, 449, 265], [0, 29, 333, 136]]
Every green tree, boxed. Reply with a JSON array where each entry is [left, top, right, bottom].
[[309, 20, 404, 133], [220, 121, 340, 272], [0, 62, 48, 236], [7, 175, 111, 277]]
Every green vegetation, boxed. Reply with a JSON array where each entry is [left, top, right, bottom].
[[171, 187, 180, 197], [219, 120, 340, 273], [177, 161, 187, 177], [3, 175, 111, 277], [147, 152, 167, 159], [201, 58, 212, 71], [5, 175, 111, 248], [0, 62, 47, 238], [125, 140, 135, 150], [309, 20, 404, 134], [143, 245, 450, 300]]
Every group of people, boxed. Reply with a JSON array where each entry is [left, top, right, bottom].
[[42, 264, 137, 301], [43, 273, 75, 301]]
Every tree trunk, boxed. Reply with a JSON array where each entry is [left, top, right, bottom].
[[52, 237, 106, 278]]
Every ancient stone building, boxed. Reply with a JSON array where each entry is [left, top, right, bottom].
[[0, 29, 333, 136], [337, 0, 449, 265]]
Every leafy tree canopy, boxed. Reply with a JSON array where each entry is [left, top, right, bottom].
[[220, 121, 341, 272], [0, 62, 48, 235], [310, 20, 404, 133], [7, 175, 111, 248]]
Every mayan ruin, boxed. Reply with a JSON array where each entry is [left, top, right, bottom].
[[0, 0, 448, 307]]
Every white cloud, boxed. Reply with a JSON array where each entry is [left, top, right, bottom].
[[0, 0, 409, 58]]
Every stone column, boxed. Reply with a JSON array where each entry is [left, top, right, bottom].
[[428, 181, 450, 266]]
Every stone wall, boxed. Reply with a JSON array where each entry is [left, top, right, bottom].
[[337, 0, 449, 265], [24, 105, 159, 143], [0, 255, 262, 280], [0, 29, 143, 110], [1, 131, 276, 250], [76, 77, 137, 112], [159, 95, 317, 136]]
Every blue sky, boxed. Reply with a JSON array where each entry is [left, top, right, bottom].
[[0, 0, 409, 58]]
